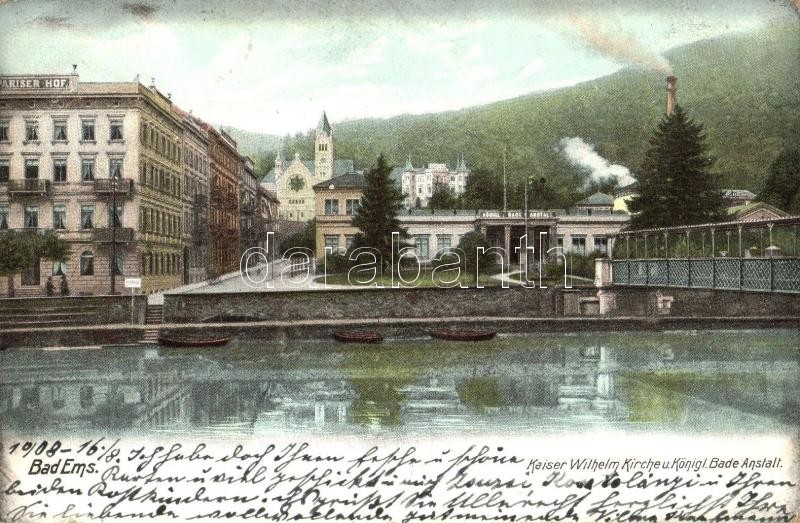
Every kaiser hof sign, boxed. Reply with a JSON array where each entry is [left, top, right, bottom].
[[0, 75, 75, 92]]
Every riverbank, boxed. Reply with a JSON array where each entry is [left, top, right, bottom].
[[2, 315, 798, 349]]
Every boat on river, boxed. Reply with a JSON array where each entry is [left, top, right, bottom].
[[429, 328, 496, 342], [332, 331, 383, 344], [158, 335, 231, 348]]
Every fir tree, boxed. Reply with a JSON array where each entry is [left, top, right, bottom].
[[428, 181, 457, 210], [629, 105, 726, 228], [759, 148, 800, 213], [45, 276, 55, 296], [60, 275, 70, 296], [351, 154, 410, 271]]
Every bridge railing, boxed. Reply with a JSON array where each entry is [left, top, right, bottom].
[[610, 216, 800, 293]]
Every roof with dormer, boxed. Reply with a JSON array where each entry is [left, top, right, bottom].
[[313, 171, 367, 190], [576, 192, 614, 206]]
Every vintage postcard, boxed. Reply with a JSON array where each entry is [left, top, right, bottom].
[[0, 0, 798, 521]]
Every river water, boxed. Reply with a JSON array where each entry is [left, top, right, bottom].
[[1, 329, 798, 438]]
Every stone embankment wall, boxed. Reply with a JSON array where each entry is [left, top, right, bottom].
[[163, 286, 597, 323]]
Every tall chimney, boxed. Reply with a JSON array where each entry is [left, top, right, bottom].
[[666, 76, 677, 116]]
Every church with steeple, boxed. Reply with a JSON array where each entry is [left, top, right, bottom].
[[266, 112, 355, 221]]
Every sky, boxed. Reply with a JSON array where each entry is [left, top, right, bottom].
[[0, 0, 796, 135]]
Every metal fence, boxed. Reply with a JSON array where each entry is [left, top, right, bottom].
[[612, 257, 800, 292], [611, 216, 800, 293]]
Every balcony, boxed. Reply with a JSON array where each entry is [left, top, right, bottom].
[[193, 194, 208, 208], [94, 178, 133, 196], [211, 191, 238, 210], [239, 200, 256, 214], [8, 179, 51, 197], [193, 224, 208, 244], [93, 227, 134, 244]]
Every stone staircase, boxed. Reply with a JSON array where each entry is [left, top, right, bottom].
[[13, 287, 43, 298], [139, 305, 163, 345]]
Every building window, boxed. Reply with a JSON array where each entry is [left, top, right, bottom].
[[345, 199, 360, 215], [0, 120, 8, 142], [53, 159, 67, 182], [557, 235, 564, 249], [0, 159, 9, 182], [110, 204, 123, 227], [53, 204, 67, 229], [79, 386, 94, 409], [345, 235, 355, 250], [25, 121, 39, 141], [0, 205, 8, 229], [571, 237, 586, 255], [52, 261, 67, 277], [80, 205, 94, 229], [324, 199, 339, 215], [80, 251, 94, 275], [324, 235, 339, 251], [109, 158, 123, 179], [81, 158, 95, 181], [81, 120, 95, 141], [113, 254, 124, 275], [437, 234, 452, 253], [51, 387, 65, 410], [109, 120, 123, 141], [24, 159, 39, 179], [414, 236, 429, 258], [53, 120, 68, 141], [594, 237, 608, 254], [24, 206, 38, 228]]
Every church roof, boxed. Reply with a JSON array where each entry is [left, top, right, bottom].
[[264, 157, 354, 183], [576, 192, 614, 206], [317, 111, 332, 136], [313, 171, 366, 190]]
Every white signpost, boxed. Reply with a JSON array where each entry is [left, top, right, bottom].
[[124, 278, 142, 324]]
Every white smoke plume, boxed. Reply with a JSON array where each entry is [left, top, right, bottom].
[[568, 14, 672, 75], [559, 137, 635, 187]]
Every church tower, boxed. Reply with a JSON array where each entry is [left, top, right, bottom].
[[315, 111, 334, 179]]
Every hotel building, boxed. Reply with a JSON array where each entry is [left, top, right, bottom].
[[0, 73, 185, 296], [395, 155, 470, 208], [178, 109, 211, 284], [205, 126, 240, 277]]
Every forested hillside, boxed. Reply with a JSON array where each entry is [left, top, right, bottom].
[[228, 22, 800, 198]]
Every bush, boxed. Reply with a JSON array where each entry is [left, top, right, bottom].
[[318, 252, 354, 274], [456, 230, 497, 275], [542, 250, 607, 282], [60, 275, 70, 296], [45, 276, 55, 296]]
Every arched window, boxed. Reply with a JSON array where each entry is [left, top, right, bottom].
[[80, 251, 94, 275]]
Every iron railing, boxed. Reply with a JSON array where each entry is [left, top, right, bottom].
[[611, 216, 800, 293], [93, 227, 135, 243], [93, 178, 133, 195], [8, 179, 51, 196]]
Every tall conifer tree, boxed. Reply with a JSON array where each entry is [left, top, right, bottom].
[[351, 154, 410, 270], [629, 105, 725, 228]]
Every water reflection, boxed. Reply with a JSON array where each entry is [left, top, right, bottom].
[[1, 330, 798, 437]]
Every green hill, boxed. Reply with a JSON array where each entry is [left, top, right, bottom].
[[227, 22, 800, 196]]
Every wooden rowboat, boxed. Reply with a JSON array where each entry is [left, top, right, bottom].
[[429, 328, 496, 342], [332, 331, 383, 344], [158, 335, 231, 348]]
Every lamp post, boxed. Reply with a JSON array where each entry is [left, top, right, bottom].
[[110, 176, 117, 295], [523, 176, 546, 270]]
